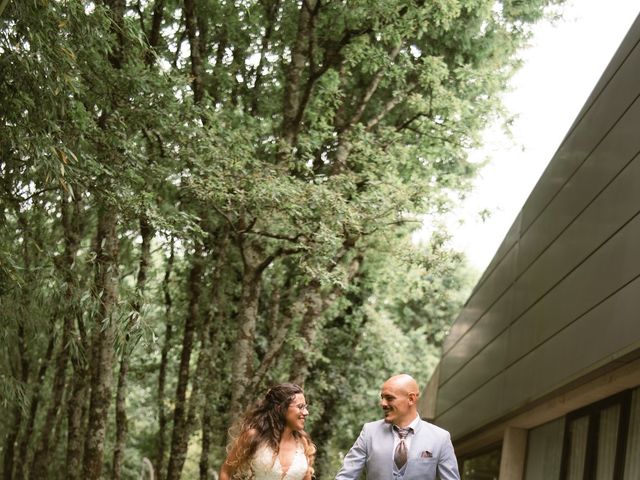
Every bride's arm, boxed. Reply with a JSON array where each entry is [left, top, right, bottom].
[[220, 428, 257, 480], [219, 446, 240, 480], [219, 460, 234, 480]]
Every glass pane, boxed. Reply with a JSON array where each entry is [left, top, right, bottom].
[[595, 404, 620, 480], [524, 417, 565, 480], [461, 447, 501, 480], [566, 416, 589, 480], [623, 388, 640, 480]]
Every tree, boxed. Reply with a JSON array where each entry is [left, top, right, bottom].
[[0, 0, 563, 478]]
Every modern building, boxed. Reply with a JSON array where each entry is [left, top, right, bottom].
[[420, 13, 640, 480]]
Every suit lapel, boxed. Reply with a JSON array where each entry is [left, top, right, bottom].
[[372, 422, 396, 477], [382, 421, 395, 451], [408, 419, 423, 459]]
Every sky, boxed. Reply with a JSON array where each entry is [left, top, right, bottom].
[[441, 0, 640, 274]]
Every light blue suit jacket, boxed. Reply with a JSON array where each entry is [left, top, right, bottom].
[[335, 418, 460, 480]]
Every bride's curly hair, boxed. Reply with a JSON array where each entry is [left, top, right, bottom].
[[226, 383, 315, 476]]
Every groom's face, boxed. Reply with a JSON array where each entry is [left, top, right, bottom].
[[380, 382, 412, 425]]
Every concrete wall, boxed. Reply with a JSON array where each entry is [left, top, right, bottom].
[[431, 13, 640, 441]]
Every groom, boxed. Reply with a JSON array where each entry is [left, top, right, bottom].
[[335, 374, 460, 480]]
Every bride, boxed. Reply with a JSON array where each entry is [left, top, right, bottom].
[[220, 383, 316, 480]]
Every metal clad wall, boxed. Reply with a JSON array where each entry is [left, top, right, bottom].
[[520, 18, 640, 234], [517, 87, 640, 278], [475, 213, 522, 291], [434, 14, 640, 440], [441, 240, 519, 361]]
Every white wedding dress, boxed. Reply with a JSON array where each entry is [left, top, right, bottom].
[[251, 444, 309, 480]]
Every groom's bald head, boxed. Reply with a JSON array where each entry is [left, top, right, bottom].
[[384, 374, 419, 396], [380, 374, 420, 427]]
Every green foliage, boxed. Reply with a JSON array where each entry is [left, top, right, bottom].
[[0, 0, 563, 478]]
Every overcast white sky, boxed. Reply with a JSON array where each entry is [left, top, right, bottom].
[[442, 0, 639, 273]]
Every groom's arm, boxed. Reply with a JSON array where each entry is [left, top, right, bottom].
[[436, 432, 460, 480], [334, 425, 368, 480]]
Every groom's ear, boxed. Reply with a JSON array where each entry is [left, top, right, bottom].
[[408, 392, 418, 404]]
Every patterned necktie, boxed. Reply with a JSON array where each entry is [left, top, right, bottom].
[[394, 426, 411, 469]]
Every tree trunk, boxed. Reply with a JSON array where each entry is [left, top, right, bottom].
[[3, 400, 23, 480], [157, 322, 173, 478], [66, 281, 91, 480], [113, 217, 152, 480], [3, 214, 33, 480], [15, 335, 54, 480], [81, 1, 125, 474], [290, 283, 323, 387], [280, 0, 318, 149], [228, 237, 286, 421], [187, 316, 212, 477], [66, 356, 90, 480], [199, 404, 213, 480], [183, 0, 204, 104], [166, 247, 204, 480], [249, 285, 296, 393], [112, 352, 129, 480], [145, 0, 166, 66], [13, 204, 53, 480], [155, 238, 175, 479], [291, 256, 362, 386], [198, 234, 230, 479], [30, 192, 84, 479], [228, 263, 262, 420], [82, 204, 120, 479]]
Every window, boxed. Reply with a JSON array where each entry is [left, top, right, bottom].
[[524, 417, 565, 480], [461, 446, 501, 480], [565, 415, 590, 479], [559, 389, 634, 480]]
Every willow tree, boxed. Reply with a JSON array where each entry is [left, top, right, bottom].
[[1, 0, 563, 479]]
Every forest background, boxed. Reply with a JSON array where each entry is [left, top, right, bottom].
[[0, 0, 562, 479]]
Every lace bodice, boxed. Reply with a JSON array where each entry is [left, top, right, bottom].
[[251, 443, 308, 480]]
